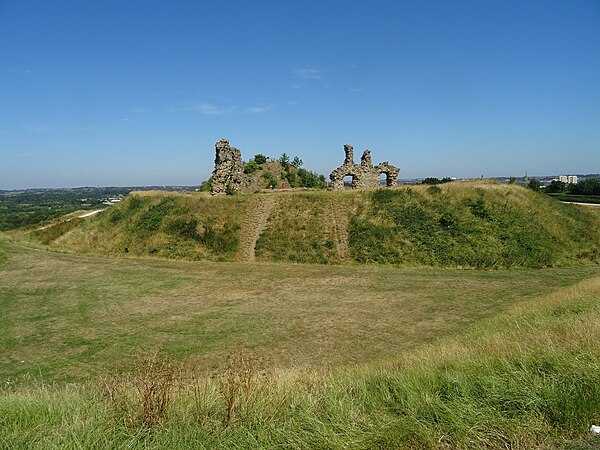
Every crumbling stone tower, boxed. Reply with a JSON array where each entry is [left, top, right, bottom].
[[329, 144, 400, 190], [211, 139, 246, 195]]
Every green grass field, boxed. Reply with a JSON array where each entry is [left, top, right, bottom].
[[1, 238, 600, 448], [1, 237, 598, 383]]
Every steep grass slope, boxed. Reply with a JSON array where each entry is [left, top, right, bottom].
[[26, 182, 600, 268], [255, 182, 600, 267], [348, 182, 600, 268], [42, 191, 247, 261]]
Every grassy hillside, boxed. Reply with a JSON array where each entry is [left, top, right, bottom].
[[20, 181, 600, 268], [1, 240, 599, 448], [35, 191, 248, 261], [348, 182, 600, 268]]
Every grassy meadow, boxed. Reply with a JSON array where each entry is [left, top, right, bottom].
[[1, 238, 600, 447], [4, 237, 598, 382]]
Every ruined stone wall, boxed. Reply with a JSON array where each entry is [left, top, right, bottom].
[[329, 144, 400, 190], [210, 139, 399, 194], [211, 139, 247, 195]]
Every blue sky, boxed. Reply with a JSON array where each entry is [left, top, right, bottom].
[[1, 0, 599, 189]]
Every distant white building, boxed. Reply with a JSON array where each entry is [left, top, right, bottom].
[[558, 175, 578, 184]]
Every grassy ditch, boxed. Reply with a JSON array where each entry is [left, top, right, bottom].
[[2, 275, 600, 448], [2, 239, 598, 383]]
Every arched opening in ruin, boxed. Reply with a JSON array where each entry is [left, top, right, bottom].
[[343, 175, 355, 188], [379, 172, 388, 186], [378, 170, 396, 187]]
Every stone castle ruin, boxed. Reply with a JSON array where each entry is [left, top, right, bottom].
[[211, 139, 247, 195], [329, 144, 400, 190], [210, 139, 400, 194]]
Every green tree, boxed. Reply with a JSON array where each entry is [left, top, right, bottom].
[[546, 180, 567, 193], [297, 168, 327, 188], [291, 156, 303, 168], [528, 179, 541, 192], [278, 153, 290, 169], [254, 154, 267, 165], [198, 178, 212, 192], [243, 160, 260, 174], [570, 178, 600, 195]]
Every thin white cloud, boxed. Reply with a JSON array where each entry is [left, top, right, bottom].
[[293, 68, 324, 80], [119, 118, 130, 122], [168, 102, 239, 115], [131, 107, 147, 113], [248, 106, 270, 114], [348, 87, 367, 93]]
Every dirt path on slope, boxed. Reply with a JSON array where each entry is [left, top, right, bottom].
[[326, 198, 352, 260], [238, 195, 277, 262], [35, 209, 105, 231]]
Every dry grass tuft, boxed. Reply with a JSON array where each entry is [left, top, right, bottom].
[[216, 349, 265, 425], [102, 350, 177, 429]]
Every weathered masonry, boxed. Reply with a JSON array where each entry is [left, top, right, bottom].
[[211, 139, 247, 195], [210, 139, 400, 194], [329, 144, 399, 190]]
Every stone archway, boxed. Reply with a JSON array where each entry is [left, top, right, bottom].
[[330, 170, 358, 190], [344, 174, 359, 189], [379, 171, 393, 187], [375, 163, 400, 188], [330, 145, 400, 190]]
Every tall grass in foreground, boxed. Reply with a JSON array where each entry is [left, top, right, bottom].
[[2, 277, 600, 449]]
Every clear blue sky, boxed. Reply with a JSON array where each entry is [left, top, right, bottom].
[[1, 0, 599, 189]]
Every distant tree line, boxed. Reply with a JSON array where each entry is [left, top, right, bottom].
[[0, 187, 139, 231], [421, 177, 453, 185], [535, 178, 600, 196]]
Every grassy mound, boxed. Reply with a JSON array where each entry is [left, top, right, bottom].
[[23, 181, 600, 268], [349, 182, 600, 268], [36, 191, 246, 261], [2, 271, 599, 448]]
